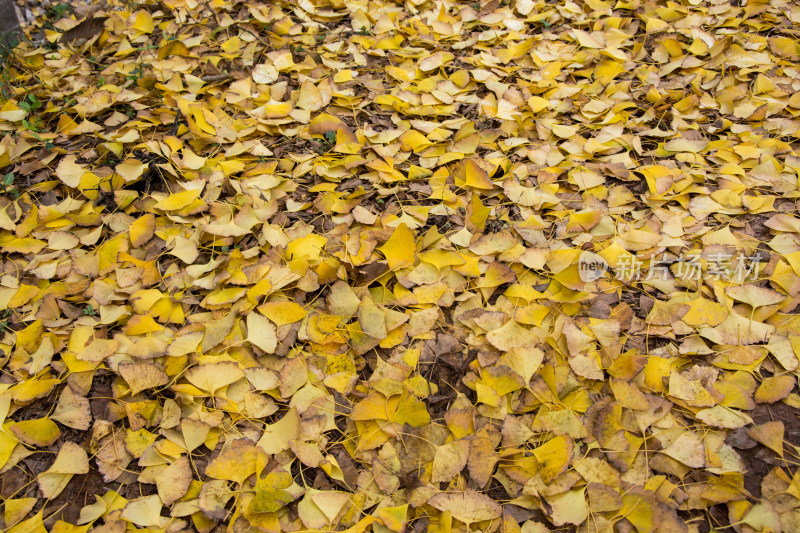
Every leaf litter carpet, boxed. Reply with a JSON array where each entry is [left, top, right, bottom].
[[1, 0, 800, 532]]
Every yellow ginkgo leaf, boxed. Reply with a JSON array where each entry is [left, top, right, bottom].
[[427, 490, 502, 525], [9, 418, 61, 447], [50, 386, 91, 431], [4, 498, 37, 529], [247, 312, 277, 353], [257, 408, 300, 454], [115, 159, 148, 182], [156, 456, 193, 505], [47, 231, 79, 251], [379, 223, 416, 270], [119, 362, 169, 396], [248, 468, 294, 514], [431, 439, 470, 483], [129, 214, 156, 247], [182, 148, 207, 170], [257, 301, 307, 327], [55, 155, 85, 188], [461, 159, 494, 190], [533, 434, 573, 483], [184, 362, 244, 395], [38, 442, 89, 499], [153, 188, 202, 211], [747, 421, 784, 457], [121, 495, 164, 528], [7, 510, 47, 533], [485, 319, 537, 352], [661, 431, 705, 468], [206, 438, 267, 485], [754, 375, 795, 404], [547, 487, 588, 527]]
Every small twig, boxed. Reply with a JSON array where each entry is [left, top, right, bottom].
[[170, 109, 182, 136]]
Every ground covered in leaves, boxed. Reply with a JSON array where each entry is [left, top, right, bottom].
[[1, 0, 800, 531]]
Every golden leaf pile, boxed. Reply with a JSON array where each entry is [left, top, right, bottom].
[[1, 0, 800, 531]]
